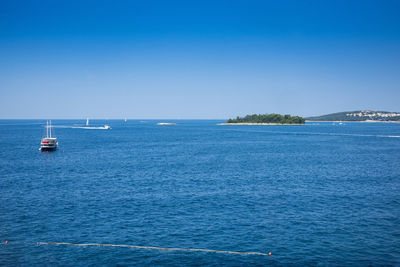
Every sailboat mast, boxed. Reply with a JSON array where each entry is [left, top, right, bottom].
[[46, 121, 49, 137], [49, 120, 52, 138]]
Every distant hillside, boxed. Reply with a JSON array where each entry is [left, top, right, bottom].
[[306, 110, 400, 121]]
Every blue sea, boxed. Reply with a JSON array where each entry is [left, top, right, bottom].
[[1, 120, 399, 266]]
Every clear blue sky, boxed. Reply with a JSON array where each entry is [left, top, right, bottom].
[[1, 0, 399, 119]]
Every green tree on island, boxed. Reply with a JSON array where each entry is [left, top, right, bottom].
[[227, 114, 305, 124]]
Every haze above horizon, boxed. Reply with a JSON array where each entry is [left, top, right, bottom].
[[1, 0, 399, 119]]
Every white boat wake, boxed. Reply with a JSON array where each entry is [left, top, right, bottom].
[[37, 241, 270, 256], [54, 118, 111, 130], [71, 126, 111, 130], [226, 128, 400, 139], [54, 126, 110, 130]]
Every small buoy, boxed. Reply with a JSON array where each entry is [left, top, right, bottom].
[[5, 241, 8, 244], [268, 252, 271, 256]]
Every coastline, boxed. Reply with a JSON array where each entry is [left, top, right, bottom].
[[218, 123, 305, 125], [306, 120, 400, 123]]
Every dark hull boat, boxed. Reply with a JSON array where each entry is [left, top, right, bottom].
[[39, 121, 58, 151], [39, 138, 58, 151]]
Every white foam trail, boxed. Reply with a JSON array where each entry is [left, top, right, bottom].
[[296, 132, 400, 138], [225, 128, 400, 139], [0, 123, 44, 126], [54, 126, 109, 130], [70, 126, 109, 130], [37, 242, 269, 256]]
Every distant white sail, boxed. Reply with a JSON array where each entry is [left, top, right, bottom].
[[86, 118, 89, 126]]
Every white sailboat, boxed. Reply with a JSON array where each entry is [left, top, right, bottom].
[[39, 120, 58, 151], [86, 118, 89, 126]]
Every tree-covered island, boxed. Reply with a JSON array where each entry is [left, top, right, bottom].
[[225, 114, 305, 124]]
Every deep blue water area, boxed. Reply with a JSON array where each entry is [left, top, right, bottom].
[[1, 120, 399, 265]]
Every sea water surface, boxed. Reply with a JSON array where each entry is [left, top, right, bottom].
[[0, 120, 399, 265]]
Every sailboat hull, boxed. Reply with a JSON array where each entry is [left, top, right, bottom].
[[39, 146, 57, 151], [39, 133, 58, 152]]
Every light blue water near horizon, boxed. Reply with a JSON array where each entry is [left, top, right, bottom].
[[0, 120, 399, 265]]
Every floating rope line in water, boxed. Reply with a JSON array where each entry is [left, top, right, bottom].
[[38, 242, 270, 256]]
